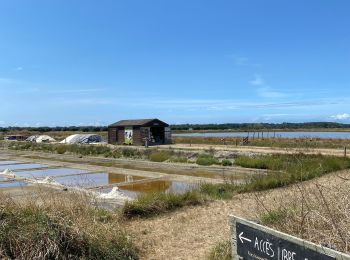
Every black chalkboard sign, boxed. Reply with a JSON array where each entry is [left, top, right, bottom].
[[236, 222, 335, 260]]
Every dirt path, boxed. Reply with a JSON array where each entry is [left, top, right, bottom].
[[125, 169, 350, 260]]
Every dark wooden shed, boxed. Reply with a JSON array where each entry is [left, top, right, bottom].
[[108, 119, 172, 146]]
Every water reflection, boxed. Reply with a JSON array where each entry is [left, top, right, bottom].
[[0, 164, 47, 171], [0, 161, 18, 165], [0, 181, 27, 188], [102, 180, 194, 198], [15, 168, 89, 179], [55, 173, 145, 188]]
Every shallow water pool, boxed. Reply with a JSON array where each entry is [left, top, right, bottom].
[[100, 179, 195, 198], [15, 168, 90, 179], [0, 163, 48, 171], [55, 173, 145, 188], [0, 176, 8, 181], [0, 181, 27, 188], [0, 161, 19, 165]]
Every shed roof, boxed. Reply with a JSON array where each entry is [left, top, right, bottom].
[[109, 119, 169, 127]]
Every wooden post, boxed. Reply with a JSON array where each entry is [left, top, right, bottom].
[[345, 147, 347, 157]]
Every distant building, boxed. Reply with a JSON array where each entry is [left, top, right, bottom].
[[108, 119, 171, 146], [4, 135, 26, 141]]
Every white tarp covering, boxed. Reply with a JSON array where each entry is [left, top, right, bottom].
[[60, 134, 105, 144], [0, 169, 15, 177], [97, 187, 129, 200], [26, 135, 56, 143]]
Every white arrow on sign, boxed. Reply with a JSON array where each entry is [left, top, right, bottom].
[[239, 232, 252, 244]]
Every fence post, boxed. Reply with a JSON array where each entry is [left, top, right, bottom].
[[345, 147, 347, 157]]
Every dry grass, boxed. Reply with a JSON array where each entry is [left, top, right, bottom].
[[256, 176, 350, 254], [0, 190, 138, 259]]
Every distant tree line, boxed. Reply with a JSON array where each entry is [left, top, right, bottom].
[[1, 122, 350, 133], [170, 122, 350, 131]]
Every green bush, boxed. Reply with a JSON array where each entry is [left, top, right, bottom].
[[122, 148, 136, 158], [196, 154, 219, 166], [149, 150, 171, 162], [221, 159, 233, 166], [122, 191, 205, 218], [199, 182, 238, 200]]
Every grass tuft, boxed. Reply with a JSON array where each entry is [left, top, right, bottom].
[[0, 192, 138, 259], [238, 154, 350, 192], [208, 240, 231, 260], [122, 191, 205, 218], [196, 154, 219, 166], [199, 182, 238, 200]]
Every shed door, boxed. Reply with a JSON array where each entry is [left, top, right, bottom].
[[124, 127, 133, 145]]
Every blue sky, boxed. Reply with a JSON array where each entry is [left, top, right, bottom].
[[0, 0, 350, 126]]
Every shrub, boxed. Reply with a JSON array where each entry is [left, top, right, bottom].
[[199, 182, 238, 200], [122, 148, 135, 158], [196, 154, 219, 166], [112, 149, 122, 158], [149, 150, 171, 162], [122, 191, 205, 218], [221, 159, 233, 166], [56, 145, 67, 154]]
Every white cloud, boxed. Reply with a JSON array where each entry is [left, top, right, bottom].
[[14, 67, 23, 71], [250, 74, 264, 86], [0, 120, 5, 125], [331, 113, 350, 120]]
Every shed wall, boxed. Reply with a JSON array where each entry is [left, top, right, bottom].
[[108, 127, 117, 144], [117, 127, 125, 145], [132, 127, 142, 145]]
